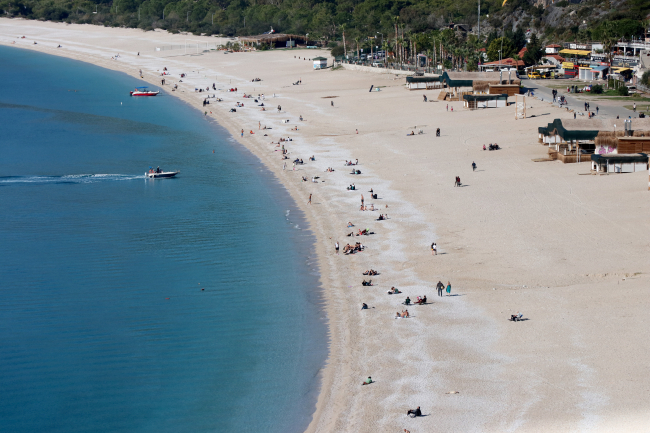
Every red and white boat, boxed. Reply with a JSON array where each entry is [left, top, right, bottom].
[[130, 86, 159, 97]]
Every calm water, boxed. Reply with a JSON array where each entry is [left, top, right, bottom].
[[0, 46, 326, 433]]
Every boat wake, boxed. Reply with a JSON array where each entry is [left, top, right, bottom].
[[0, 174, 144, 185]]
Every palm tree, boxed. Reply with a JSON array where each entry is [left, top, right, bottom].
[[354, 36, 360, 60], [601, 21, 618, 70], [382, 40, 390, 65], [341, 23, 347, 57], [393, 16, 399, 67]]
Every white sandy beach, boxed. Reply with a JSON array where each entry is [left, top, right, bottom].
[[2, 19, 650, 432]]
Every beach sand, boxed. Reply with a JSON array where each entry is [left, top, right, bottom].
[[2, 19, 650, 432]]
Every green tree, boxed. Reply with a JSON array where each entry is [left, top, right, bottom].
[[487, 37, 515, 62], [641, 71, 650, 87], [523, 33, 543, 66], [512, 27, 526, 51]]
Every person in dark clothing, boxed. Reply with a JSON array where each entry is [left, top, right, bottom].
[[437, 281, 444, 297], [472, 161, 476, 171], [407, 407, 422, 417]]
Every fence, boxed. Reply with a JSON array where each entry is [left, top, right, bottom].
[[155, 42, 219, 53]]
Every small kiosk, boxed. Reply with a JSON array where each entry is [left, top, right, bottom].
[[313, 57, 328, 69]]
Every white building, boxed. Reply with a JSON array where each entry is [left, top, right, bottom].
[[313, 57, 328, 69]]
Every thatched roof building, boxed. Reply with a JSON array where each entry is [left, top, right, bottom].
[[238, 34, 309, 46]]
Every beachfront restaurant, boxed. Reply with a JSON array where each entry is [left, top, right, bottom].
[[538, 118, 650, 164], [313, 57, 328, 69], [591, 153, 649, 173], [238, 34, 309, 49], [406, 76, 443, 90], [433, 71, 521, 101], [463, 93, 508, 109]]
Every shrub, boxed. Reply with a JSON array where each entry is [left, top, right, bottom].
[[330, 45, 344, 57], [591, 84, 603, 94], [617, 85, 629, 96]]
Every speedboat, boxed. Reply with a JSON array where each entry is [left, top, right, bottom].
[[130, 86, 159, 96], [146, 169, 179, 178]]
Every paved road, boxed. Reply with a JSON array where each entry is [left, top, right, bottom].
[[520, 78, 638, 120]]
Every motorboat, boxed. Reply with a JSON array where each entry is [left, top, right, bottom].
[[146, 168, 179, 178], [130, 86, 159, 96]]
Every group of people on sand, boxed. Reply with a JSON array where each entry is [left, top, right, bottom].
[[363, 269, 378, 276], [345, 159, 359, 166], [404, 296, 427, 305], [343, 243, 363, 254], [377, 214, 388, 221], [360, 204, 375, 211], [395, 310, 410, 318], [483, 143, 500, 151]]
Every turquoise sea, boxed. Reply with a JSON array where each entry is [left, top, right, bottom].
[[0, 46, 326, 433]]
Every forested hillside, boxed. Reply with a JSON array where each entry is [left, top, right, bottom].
[[1, 0, 648, 48]]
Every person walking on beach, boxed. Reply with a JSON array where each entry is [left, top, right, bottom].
[[308, 194, 312, 204], [423, 94, 427, 102], [331, 100, 334, 107], [241, 129, 244, 137], [335, 241, 339, 255], [278, 105, 281, 112], [292, 162, 296, 170], [446, 281, 452, 296], [437, 281, 444, 297], [361, 194, 364, 207], [446, 104, 448, 111], [472, 161, 477, 171], [431, 242, 437, 255], [633, 102, 636, 112], [596, 106, 599, 115]]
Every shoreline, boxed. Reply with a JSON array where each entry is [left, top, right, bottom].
[[0, 21, 345, 432], [3, 18, 650, 432]]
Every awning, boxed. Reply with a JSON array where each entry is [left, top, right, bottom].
[[562, 62, 575, 69], [592, 65, 608, 72], [613, 67, 631, 72], [559, 49, 591, 55]]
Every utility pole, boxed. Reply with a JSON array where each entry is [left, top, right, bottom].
[[212, 13, 214, 25], [477, 0, 480, 39]]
